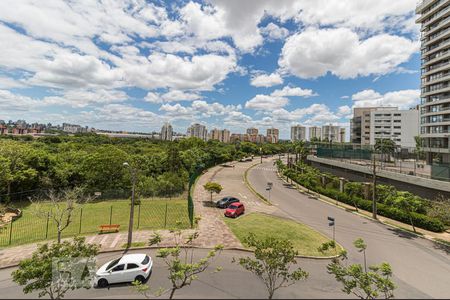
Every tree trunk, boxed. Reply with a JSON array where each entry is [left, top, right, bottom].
[[269, 290, 274, 299], [57, 230, 62, 244], [6, 181, 11, 203], [409, 215, 416, 233], [169, 288, 176, 299]]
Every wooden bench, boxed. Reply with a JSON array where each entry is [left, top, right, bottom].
[[99, 224, 120, 233]]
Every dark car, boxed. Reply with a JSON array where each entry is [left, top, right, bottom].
[[216, 196, 240, 208], [224, 202, 245, 218]]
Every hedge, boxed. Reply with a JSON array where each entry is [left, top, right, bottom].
[[284, 168, 446, 233]]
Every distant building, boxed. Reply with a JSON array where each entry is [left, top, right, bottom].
[[351, 107, 390, 145], [322, 124, 341, 143], [309, 126, 322, 141], [0, 124, 8, 135], [339, 128, 346, 143], [291, 125, 306, 142], [161, 122, 173, 141], [62, 123, 88, 134], [209, 128, 231, 143], [187, 123, 208, 141], [369, 108, 419, 148], [246, 128, 258, 135], [266, 128, 279, 143]]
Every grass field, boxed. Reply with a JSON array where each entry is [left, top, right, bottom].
[[224, 213, 343, 257], [0, 198, 189, 247]]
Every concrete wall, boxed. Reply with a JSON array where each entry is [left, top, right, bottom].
[[308, 156, 450, 200]]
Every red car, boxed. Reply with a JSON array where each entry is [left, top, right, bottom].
[[224, 202, 245, 218]]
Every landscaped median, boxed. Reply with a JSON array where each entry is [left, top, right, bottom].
[[223, 212, 343, 258], [243, 162, 271, 205]]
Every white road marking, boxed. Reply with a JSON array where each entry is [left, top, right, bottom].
[[87, 235, 97, 244]]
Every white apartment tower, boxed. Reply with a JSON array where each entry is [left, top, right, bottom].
[[321, 124, 341, 143], [187, 123, 208, 141], [161, 122, 173, 141], [417, 0, 450, 164], [291, 125, 306, 142], [309, 126, 322, 141]]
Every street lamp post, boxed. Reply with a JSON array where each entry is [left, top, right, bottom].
[[123, 162, 137, 248]]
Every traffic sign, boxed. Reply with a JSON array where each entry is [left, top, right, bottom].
[[328, 216, 335, 226]]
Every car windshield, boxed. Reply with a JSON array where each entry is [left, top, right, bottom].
[[141, 255, 150, 265], [106, 258, 120, 270], [229, 205, 238, 209]]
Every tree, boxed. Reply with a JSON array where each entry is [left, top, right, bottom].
[[12, 237, 99, 299], [203, 182, 223, 202], [293, 141, 309, 164], [344, 182, 363, 212], [33, 187, 93, 244], [133, 224, 223, 299], [374, 138, 396, 165], [389, 191, 423, 233], [326, 238, 395, 299], [233, 234, 308, 299], [0, 140, 38, 203]]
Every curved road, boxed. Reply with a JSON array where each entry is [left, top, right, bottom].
[[248, 159, 450, 299]]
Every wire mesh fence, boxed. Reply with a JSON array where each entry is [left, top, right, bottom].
[[0, 198, 189, 247]]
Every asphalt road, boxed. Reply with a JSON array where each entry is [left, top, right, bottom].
[[0, 248, 350, 299], [247, 158, 450, 299]]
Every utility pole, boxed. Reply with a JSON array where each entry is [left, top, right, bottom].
[[123, 162, 137, 248], [260, 147, 263, 164], [371, 154, 377, 219]]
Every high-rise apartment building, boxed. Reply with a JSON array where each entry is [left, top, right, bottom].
[[417, 0, 450, 164], [246, 128, 258, 135], [161, 122, 173, 141], [291, 125, 306, 142], [339, 128, 346, 143], [321, 124, 341, 143], [209, 128, 230, 143], [187, 123, 208, 141], [309, 126, 322, 141], [266, 128, 279, 143]]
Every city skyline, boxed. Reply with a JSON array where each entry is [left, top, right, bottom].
[[0, 1, 420, 140]]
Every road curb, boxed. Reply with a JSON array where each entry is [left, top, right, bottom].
[[0, 242, 341, 271], [275, 168, 450, 247]]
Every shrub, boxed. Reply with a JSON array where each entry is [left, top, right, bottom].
[[279, 162, 445, 232]]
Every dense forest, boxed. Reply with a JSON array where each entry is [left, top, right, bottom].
[[0, 133, 288, 202]]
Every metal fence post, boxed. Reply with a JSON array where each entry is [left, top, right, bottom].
[[137, 203, 141, 229], [45, 212, 50, 239], [78, 207, 83, 234], [8, 220, 13, 246], [164, 201, 168, 228], [109, 205, 113, 225]]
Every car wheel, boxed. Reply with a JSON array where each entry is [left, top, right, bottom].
[[97, 278, 108, 288], [135, 275, 146, 284]]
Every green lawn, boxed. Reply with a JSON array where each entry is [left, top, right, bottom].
[[224, 213, 342, 257], [0, 198, 189, 247]]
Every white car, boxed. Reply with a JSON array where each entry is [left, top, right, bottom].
[[94, 253, 152, 288]]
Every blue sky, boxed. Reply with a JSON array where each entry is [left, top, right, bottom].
[[0, 0, 421, 139]]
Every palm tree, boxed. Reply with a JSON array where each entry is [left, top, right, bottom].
[[374, 138, 396, 166], [293, 140, 309, 164]]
